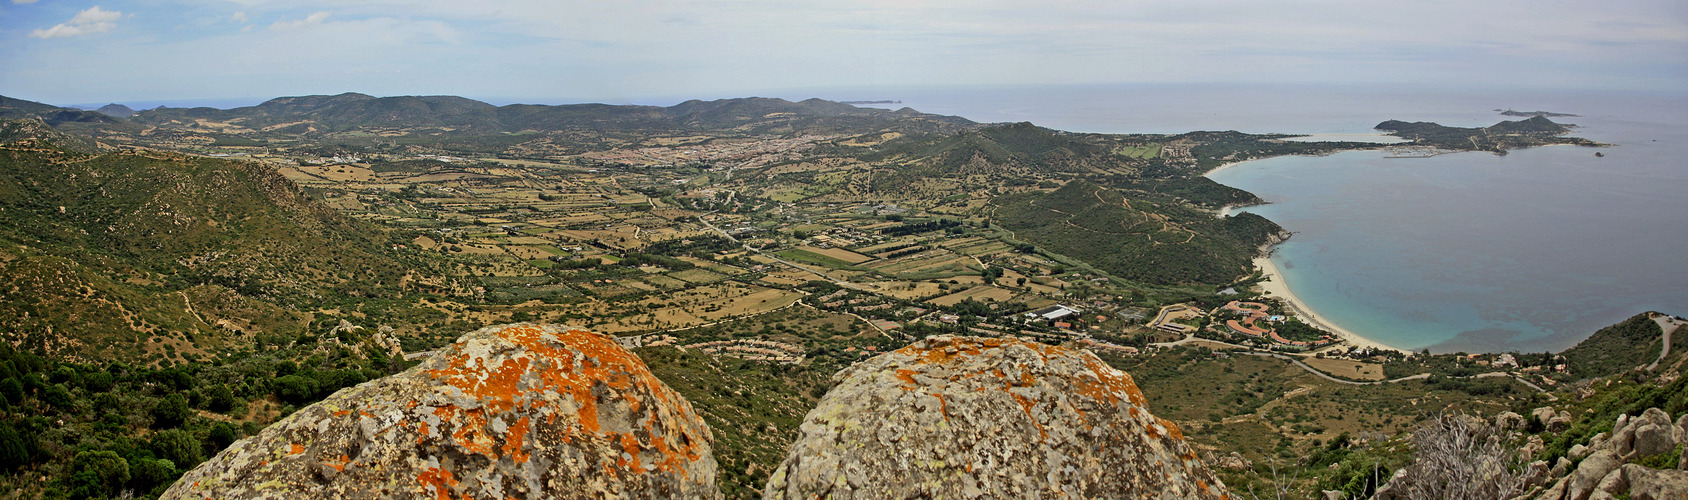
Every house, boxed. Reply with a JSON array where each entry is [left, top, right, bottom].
[[1026, 304, 1080, 321]]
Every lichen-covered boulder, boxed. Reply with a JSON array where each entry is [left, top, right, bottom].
[[164, 324, 718, 499], [763, 335, 1229, 499]]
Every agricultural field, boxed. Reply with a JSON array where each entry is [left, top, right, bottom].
[[926, 285, 1017, 306]]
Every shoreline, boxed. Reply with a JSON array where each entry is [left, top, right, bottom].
[[1252, 251, 1408, 354]]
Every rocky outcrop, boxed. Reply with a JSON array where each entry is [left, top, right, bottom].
[[163, 324, 718, 499], [1532, 407, 1688, 500], [763, 335, 1229, 499]]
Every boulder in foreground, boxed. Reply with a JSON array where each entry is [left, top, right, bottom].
[[764, 335, 1229, 499], [164, 324, 718, 499]]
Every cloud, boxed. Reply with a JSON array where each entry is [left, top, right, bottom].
[[232, 12, 248, 23], [30, 6, 123, 39], [271, 11, 331, 30]]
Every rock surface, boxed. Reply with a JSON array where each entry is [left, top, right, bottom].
[[763, 335, 1229, 499], [163, 324, 718, 499], [1533, 407, 1688, 500]]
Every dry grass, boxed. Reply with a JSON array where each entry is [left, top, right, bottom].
[[794, 245, 874, 264], [926, 285, 1016, 306], [1300, 357, 1386, 381]]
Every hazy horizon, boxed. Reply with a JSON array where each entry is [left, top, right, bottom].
[[5, 1, 1686, 106]]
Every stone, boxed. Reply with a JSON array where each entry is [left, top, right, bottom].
[[1632, 424, 1676, 459], [163, 324, 718, 499], [1565, 450, 1624, 500], [1550, 411, 1574, 433], [1497, 411, 1527, 431], [1613, 464, 1688, 500], [1553, 457, 1572, 478], [1320, 490, 1345, 500], [763, 336, 1228, 499], [1570, 444, 1590, 460], [1533, 407, 1559, 425]]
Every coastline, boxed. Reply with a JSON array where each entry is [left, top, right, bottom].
[[1252, 251, 1408, 353]]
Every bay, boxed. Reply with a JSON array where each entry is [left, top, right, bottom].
[[828, 83, 1688, 352]]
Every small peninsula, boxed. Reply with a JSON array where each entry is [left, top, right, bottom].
[[1375, 116, 1604, 154]]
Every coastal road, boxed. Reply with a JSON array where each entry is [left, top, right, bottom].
[[1150, 336, 1543, 392], [1646, 314, 1684, 371]]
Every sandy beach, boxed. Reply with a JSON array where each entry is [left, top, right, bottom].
[[1252, 253, 1407, 353]]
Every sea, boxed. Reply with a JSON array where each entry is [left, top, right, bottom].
[[821, 83, 1688, 353]]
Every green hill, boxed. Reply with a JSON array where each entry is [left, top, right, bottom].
[[127, 93, 975, 136], [0, 142, 425, 362], [993, 180, 1283, 286]]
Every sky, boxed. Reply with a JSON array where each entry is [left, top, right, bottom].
[[2, 0, 1686, 107]]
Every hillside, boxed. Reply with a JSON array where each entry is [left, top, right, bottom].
[[0, 142, 433, 362], [126, 93, 977, 137], [993, 180, 1285, 286]]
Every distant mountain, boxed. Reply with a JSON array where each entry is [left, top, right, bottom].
[[128, 93, 976, 136], [95, 103, 137, 117]]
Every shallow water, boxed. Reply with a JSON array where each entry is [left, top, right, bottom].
[[834, 84, 1688, 352]]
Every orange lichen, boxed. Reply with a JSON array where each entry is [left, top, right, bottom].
[[1158, 418, 1184, 440], [502, 416, 532, 464], [931, 393, 950, 424], [895, 369, 919, 389], [418, 325, 709, 476], [417, 466, 459, 500], [288, 443, 304, 455]]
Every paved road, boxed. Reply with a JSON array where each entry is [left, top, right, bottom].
[[1152, 336, 1542, 392], [1646, 314, 1684, 371]]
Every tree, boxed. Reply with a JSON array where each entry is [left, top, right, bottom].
[[273, 374, 317, 404], [129, 457, 176, 493], [207, 384, 236, 412], [69, 450, 130, 499], [207, 422, 239, 454], [0, 378, 20, 406], [0, 421, 29, 470], [151, 429, 203, 468], [152, 393, 191, 428]]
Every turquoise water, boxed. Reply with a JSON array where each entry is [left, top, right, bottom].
[[830, 84, 1688, 353], [1205, 98, 1688, 352]]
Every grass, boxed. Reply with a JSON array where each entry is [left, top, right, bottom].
[[774, 248, 861, 270]]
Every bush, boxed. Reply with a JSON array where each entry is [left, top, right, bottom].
[[1386, 414, 1530, 498], [0, 422, 29, 470], [68, 450, 130, 498], [150, 429, 203, 468], [129, 457, 176, 493], [273, 374, 317, 404], [152, 393, 191, 428]]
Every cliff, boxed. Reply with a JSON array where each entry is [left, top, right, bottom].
[[163, 324, 718, 499], [763, 335, 1230, 499]]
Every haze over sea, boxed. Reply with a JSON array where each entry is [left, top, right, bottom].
[[840, 84, 1688, 353]]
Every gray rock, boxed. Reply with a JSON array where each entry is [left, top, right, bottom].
[[164, 324, 719, 499], [1554, 457, 1572, 478], [1550, 411, 1574, 433], [1565, 450, 1624, 500], [1632, 424, 1676, 458], [1570, 444, 1590, 460], [1497, 411, 1527, 431], [1614, 464, 1688, 500], [1320, 490, 1345, 500], [763, 335, 1228, 499]]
